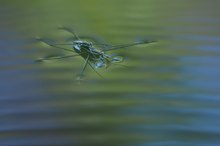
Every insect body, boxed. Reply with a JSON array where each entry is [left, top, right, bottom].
[[36, 27, 155, 81], [73, 40, 123, 69]]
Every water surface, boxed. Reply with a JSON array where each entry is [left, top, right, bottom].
[[1, 0, 220, 146]]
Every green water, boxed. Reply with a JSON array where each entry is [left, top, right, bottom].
[[1, 0, 220, 146]]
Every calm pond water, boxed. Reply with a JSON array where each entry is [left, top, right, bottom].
[[1, 0, 220, 146]]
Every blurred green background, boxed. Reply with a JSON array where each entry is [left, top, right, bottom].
[[1, 0, 220, 146]]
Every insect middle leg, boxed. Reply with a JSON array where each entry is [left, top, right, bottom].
[[35, 54, 80, 62]]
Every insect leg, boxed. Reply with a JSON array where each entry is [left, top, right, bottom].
[[78, 35, 110, 47], [88, 62, 104, 79], [58, 26, 81, 40], [35, 54, 80, 62], [36, 37, 75, 53], [76, 55, 90, 82], [111, 63, 129, 68], [103, 40, 156, 52]]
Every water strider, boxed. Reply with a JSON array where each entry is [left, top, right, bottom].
[[36, 27, 156, 82]]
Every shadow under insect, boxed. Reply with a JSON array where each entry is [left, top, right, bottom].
[[36, 27, 156, 81]]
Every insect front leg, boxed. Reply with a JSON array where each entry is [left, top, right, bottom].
[[76, 55, 90, 83]]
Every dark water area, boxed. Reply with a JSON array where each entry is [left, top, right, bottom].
[[1, 0, 220, 146]]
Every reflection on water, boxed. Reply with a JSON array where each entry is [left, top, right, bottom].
[[1, 0, 220, 146]]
